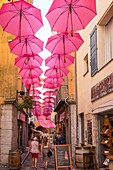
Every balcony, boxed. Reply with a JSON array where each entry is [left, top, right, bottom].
[[54, 85, 68, 111]]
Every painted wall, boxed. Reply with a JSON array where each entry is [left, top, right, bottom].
[[76, 0, 113, 165]]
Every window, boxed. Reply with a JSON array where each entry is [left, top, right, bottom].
[[87, 120, 92, 145], [98, 3, 113, 68], [105, 18, 113, 63], [90, 26, 98, 76], [83, 54, 89, 76]]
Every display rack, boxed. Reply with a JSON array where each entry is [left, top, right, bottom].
[[100, 117, 111, 166]]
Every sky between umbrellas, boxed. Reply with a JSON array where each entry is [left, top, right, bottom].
[[0, 0, 97, 128]]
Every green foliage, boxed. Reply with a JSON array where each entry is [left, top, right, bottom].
[[18, 95, 34, 110]]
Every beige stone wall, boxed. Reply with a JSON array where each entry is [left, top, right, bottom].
[[76, 0, 113, 132], [0, 102, 18, 164], [70, 104, 76, 157], [76, 0, 113, 166]]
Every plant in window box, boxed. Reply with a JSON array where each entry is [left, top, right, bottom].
[[18, 95, 34, 111]]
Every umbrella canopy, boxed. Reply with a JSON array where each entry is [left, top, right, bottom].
[[44, 67, 69, 78], [44, 77, 64, 84], [46, 0, 96, 34], [29, 89, 41, 96], [22, 77, 42, 89], [15, 55, 43, 69], [19, 67, 43, 78], [43, 90, 57, 96], [22, 77, 40, 85], [43, 96, 55, 101], [43, 82, 62, 89], [9, 35, 44, 56], [45, 32, 84, 55], [45, 54, 74, 68], [0, 0, 43, 36]]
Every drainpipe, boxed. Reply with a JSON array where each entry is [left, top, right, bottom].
[[74, 52, 79, 145], [65, 97, 72, 150]]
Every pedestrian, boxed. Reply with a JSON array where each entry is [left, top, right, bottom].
[[42, 136, 50, 169], [58, 134, 62, 144], [29, 137, 40, 169]]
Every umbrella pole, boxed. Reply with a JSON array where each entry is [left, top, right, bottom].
[[69, 4, 74, 37], [63, 35, 66, 63]]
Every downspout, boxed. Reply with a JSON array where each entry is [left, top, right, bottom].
[[75, 52, 79, 145], [65, 97, 72, 149]]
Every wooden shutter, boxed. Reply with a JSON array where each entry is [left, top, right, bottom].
[[90, 26, 98, 76]]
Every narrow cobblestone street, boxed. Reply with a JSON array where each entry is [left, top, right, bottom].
[[0, 151, 55, 170]]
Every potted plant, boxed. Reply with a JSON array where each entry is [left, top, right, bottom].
[[18, 95, 34, 111]]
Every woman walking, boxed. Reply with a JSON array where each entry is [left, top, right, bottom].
[[42, 136, 49, 169], [29, 137, 40, 169]]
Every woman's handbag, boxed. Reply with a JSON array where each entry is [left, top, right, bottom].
[[47, 149, 52, 157]]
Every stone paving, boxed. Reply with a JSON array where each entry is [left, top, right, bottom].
[[0, 151, 104, 170], [0, 151, 55, 170]]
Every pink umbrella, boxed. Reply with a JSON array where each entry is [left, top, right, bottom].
[[46, 0, 96, 34], [45, 32, 84, 55], [33, 102, 41, 108], [33, 110, 41, 117], [43, 82, 62, 89], [45, 54, 74, 68], [15, 55, 43, 69], [43, 96, 55, 101], [29, 89, 41, 96], [22, 77, 40, 84], [43, 90, 57, 96], [44, 67, 69, 78], [43, 101, 54, 105], [43, 108, 53, 112], [0, 0, 43, 36], [9, 35, 44, 56], [19, 67, 43, 78], [22, 77, 41, 88], [44, 77, 64, 84]]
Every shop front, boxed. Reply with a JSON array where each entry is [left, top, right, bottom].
[[93, 103, 113, 168], [91, 72, 113, 168], [18, 111, 28, 151]]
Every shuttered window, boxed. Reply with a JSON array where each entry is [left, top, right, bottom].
[[105, 18, 113, 63], [90, 26, 98, 76]]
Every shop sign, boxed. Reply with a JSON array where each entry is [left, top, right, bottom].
[[91, 73, 113, 102], [19, 113, 26, 122]]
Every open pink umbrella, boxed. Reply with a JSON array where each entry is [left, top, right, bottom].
[[19, 67, 43, 78], [46, 0, 96, 35], [0, 0, 43, 36], [22, 77, 40, 85], [43, 90, 57, 96], [9, 35, 44, 56], [44, 67, 69, 78], [45, 54, 74, 68], [44, 77, 64, 84], [45, 32, 84, 55], [15, 55, 43, 69], [43, 82, 62, 89], [22, 77, 42, 89], [43, 96, 55, 101], [29, 89, 41, 96]]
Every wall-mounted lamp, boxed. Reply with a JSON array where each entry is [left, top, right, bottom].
[[16, 90, 26, 101]]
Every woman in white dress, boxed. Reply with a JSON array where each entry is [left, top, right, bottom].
[[29, 137, 40, 169]]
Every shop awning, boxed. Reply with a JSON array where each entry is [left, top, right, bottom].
[[92, 100, 113, 114]]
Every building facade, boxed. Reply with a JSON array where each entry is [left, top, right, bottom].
[[76, 0, 113, 168], [54, 59, 77, 157], [0, 0, 31, 165]]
